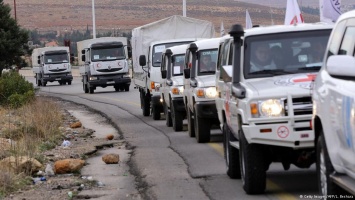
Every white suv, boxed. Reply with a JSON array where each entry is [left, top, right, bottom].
[[313, 10, 355, 197], [183, 38, 220, 143], [223, 23, 333, 194], [160, 44, 188, 131]]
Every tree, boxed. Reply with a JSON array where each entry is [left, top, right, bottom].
[[0, 0, 29, 75]]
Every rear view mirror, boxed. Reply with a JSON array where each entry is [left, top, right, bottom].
[[81, 55, 85, 62], [161, 70, 167, 79], [184, 68, 190, 79], [327, 55, 355, 78], [139, 55, 146, 67]]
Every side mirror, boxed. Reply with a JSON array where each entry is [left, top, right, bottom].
[[184, 68, 190, 79], [37, 59, 40, 65], [221, 65, 233, 82], [139, 55, 146, 67], [161, 70, 167, 79], [81, 49, 85, 54], [81, 55, 85, 62], [70, 53, 74, 64], [327, 55, 355, 78], [127, 46, 132, 59], [232, 83, 246, 99]]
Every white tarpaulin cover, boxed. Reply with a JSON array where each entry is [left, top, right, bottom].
[[131, 15, 215, 73]]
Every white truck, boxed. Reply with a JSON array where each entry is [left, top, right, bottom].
[[160, 44, 188, 131], [183, 38, 220, 143], [220, 23, 333, 194], [313, 10, 355, 197], [78, 37, 130, 94], [32, 46, 73, 86], [132, 15, 215, 119]]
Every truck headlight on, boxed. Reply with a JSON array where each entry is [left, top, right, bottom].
[[250, 99, 285, 118], [89, 76, 97, 81], [171, 86, 183, 95], [196, 87, 217, 98]]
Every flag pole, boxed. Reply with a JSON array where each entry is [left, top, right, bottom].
[[92, 0, 96, 39], [183, 0, 186, 17]]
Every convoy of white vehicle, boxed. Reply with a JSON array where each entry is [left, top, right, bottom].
[[30, 11, 355, 197]]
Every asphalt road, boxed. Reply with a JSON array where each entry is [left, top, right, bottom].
[[24, 76, 319, 200]]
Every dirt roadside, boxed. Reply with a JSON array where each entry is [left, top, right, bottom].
[[2, 98, 141, 200]]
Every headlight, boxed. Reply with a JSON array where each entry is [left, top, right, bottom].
[[196, 87, 217, 98], [43, 75, 50, 78], [171, 86, 184, 95], [250, 99, 284, 118], [89, 76, 97, 80], [123, 74, 130, 78]]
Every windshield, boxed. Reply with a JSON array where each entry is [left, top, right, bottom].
[[152, 42, 192, 67], [244, 29, 331, 79], [91, 47, 125, 62], [172, 54, 185, 76], [198, 49, 218, 75], [44, 53, 68, 64]]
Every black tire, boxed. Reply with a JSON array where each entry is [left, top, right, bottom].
[[194, 110, 210, 143], [317, 133, 341, 197], [164, 102, 172, 127], [68, 81, 71, 85], [152, 104, 161, 120], [171, 100, 183, 131], [89, 87, 94, 94], [239, 130, 266, 194], [223, 123, 241, 179], [187, 108, 195, 137], [37, 79, 42, 86], [115, 87, 120, 92], [42, 81, 47, 87], [84, 83, 89, 93], [141, 92, 150, 116], [124, 84, 130, 91]]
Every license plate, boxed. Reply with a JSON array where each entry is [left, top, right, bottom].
[[55, 78, 61, 80], [107, 81, 115, 84]]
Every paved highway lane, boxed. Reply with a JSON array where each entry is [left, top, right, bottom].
[[24, 75, 319, 200]]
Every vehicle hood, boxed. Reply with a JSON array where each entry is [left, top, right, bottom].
[[171, 76, 184, 86], [245, 73, 317, 97], [196, 75, 216, 88]]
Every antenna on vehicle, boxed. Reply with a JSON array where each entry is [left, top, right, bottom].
[[268, 0, 274, 25]]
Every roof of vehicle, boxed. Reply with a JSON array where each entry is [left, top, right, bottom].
[[165, 44, 189, 55], [243, 23, 334, 37], [337, 9, 355, 21], [150, 38, 196, 46], [192, 37, 221, 51]]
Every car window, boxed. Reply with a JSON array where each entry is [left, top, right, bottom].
[[338, 27, 355, 56], [327, 20, 347, 58]]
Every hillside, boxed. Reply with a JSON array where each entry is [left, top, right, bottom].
[[4, 0, 321, 35]]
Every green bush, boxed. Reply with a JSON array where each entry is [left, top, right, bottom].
[[0, 71, 35, 107]]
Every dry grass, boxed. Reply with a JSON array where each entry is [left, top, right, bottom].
[[0, 97, 64, 197]]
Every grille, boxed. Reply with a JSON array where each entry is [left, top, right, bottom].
[[49, 69, 66, 72], [97, 68, 122, 72], [284, 97, 312, 116]]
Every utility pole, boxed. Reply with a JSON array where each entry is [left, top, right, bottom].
[[183, 0, 186, 17], [92, 0, 96, 39], [14, 0, 17, 21]]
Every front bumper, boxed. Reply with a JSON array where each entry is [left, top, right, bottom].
[[42, 74, 73, 82], [194, 101, 218, 119], [88, 74, 131, 87], [242, 115, 314, 149]]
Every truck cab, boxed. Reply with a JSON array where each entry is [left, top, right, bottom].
[[222, 23, 333, 194], [160, 44, 188, 131], [80, 40, 131, 94], [32, 47, 73, 86], [183, 38, 220, 143], [313, 10, 355, 197]]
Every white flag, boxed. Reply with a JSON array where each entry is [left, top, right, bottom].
[[220, 21, 225, 36], [246, 9, 253, 29], [285, 0, 304, 25], [322, 0, 341, 22]]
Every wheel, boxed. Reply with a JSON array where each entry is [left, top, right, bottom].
[[171, 100, 183, 131], [37, 79, 42, 86], [152, 104, 161, 120], [68, 81, 71, 85], [194, 110, 210, 143], [317, 133, 341, 197], [42, 81, 47, 87], [239, 130, 266, 194], [89, 87, 94, 94], [84, 82, 89, 93], [223, 123, 241, 179], [187, 108, 195, 137], [115, 87, 120, 92], [124, 84, 130, 91], [59, 81, 63, 85], [141, 91, 150, 116], [164, 102, 172, 127]]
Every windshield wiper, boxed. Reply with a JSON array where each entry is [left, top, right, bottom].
[[249, 69, 292, 75], [298, 66, 322, 71], [200, 70, 215, 74]]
